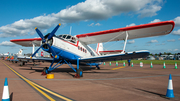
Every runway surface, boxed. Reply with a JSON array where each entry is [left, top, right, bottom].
[[0, 59, 180, 101]]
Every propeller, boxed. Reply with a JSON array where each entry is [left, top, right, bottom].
[[31, 23, 61, 59]]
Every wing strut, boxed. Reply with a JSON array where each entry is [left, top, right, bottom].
[[122, 31, 128, 53], [32, 43, 35, 55]]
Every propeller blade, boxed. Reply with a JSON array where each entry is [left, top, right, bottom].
[[35, 27, 45, 43], [47, 44, 59, 59], [35, 27, 44, 39], [47, 23, 61, 40], [31, 45, 43, 58]]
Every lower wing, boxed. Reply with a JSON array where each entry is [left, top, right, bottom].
[[17, 50, 149, 64], [80, 50, 149, 63], [17, 56, 54, 62]]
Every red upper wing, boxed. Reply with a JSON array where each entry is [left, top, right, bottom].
[[10, 38, 42, 47]]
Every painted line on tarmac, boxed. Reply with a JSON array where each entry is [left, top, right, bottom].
[[1, 75, 171, 81], [111, 66, 125, 70], [0, 60, 73, 101], [1, 74, 179, 82]]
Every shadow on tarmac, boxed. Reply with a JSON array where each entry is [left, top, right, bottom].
[[135, 88, 172, 99], [19, 65, 117, 77]]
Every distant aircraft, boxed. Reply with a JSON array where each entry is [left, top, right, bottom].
[[10, 21, 175, 77], [0, 52, 9, 60], [2, 49, 24, 63]]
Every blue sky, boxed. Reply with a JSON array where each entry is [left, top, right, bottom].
[[0, 0, 180, 55]]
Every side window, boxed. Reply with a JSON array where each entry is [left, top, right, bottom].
[[71, 37, 76, 43], [78, 46, 80, 50]]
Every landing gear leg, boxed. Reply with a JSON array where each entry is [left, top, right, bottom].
[[96, 65, 100, 70], [33, 62, 36, 66], [74, 58, 83, 78], [42, 67, 49, 75]]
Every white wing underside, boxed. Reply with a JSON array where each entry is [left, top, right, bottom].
[[76, 21, 174, 45]]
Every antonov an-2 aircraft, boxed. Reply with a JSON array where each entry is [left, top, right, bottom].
[[10, 21, 175, 77]]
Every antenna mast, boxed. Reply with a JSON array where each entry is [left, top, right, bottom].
[[69, 26, 72, 35]]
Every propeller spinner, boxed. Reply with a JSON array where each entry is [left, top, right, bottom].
[[31, 23, 61, 59]]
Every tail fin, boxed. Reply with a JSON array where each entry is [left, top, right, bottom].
[[18, 49, 23, 56], [96, 43, 103, 55]]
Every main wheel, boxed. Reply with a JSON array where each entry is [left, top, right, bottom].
[[20, 62, 25, 66], [77, 68, 83, 77], [96, 65, 100, 70], [42, 67, 48, 75]]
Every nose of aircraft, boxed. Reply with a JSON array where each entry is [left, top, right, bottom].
[[31, 23, 61, 59]]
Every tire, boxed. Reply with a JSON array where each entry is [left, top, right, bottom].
[[77, 68, 83, 77], [43, 67, 48, 74]]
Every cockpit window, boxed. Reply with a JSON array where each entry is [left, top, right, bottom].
[[62, 35, 67, 39], [66, 35, 71, 39], [57, 34, 76, 43], [58, 35, 62, 38]]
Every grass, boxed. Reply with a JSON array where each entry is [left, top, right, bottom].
[[110, 60, 180, 65]]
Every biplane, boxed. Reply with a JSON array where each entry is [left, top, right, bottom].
[[10, 21, 175, 77]]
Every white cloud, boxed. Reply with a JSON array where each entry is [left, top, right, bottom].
[[0, 0, 164, 37], [88, 23, 94, 26], [174, 49, 179, 51], [0, 41, 16, 46], [126, 23, 136, 27], [174, 16, 180, 27], [167, 39, 175, 42], [137, 4, 162, 18], [0, 15, 57, 37], [150, 19, 161, 23], [127, 40, 135, 44], [169, 49, 179, 52], [178, 38, 180, 40], [95, 23, 101, 26], [172, 29, 180, 35], [147, 40, 158, 43], [88, 23, 101, 26]]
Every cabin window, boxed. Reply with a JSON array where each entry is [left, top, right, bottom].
[[78, 46, 80, 50]]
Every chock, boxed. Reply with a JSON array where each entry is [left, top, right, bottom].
[[46, 74, 54, 79]]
